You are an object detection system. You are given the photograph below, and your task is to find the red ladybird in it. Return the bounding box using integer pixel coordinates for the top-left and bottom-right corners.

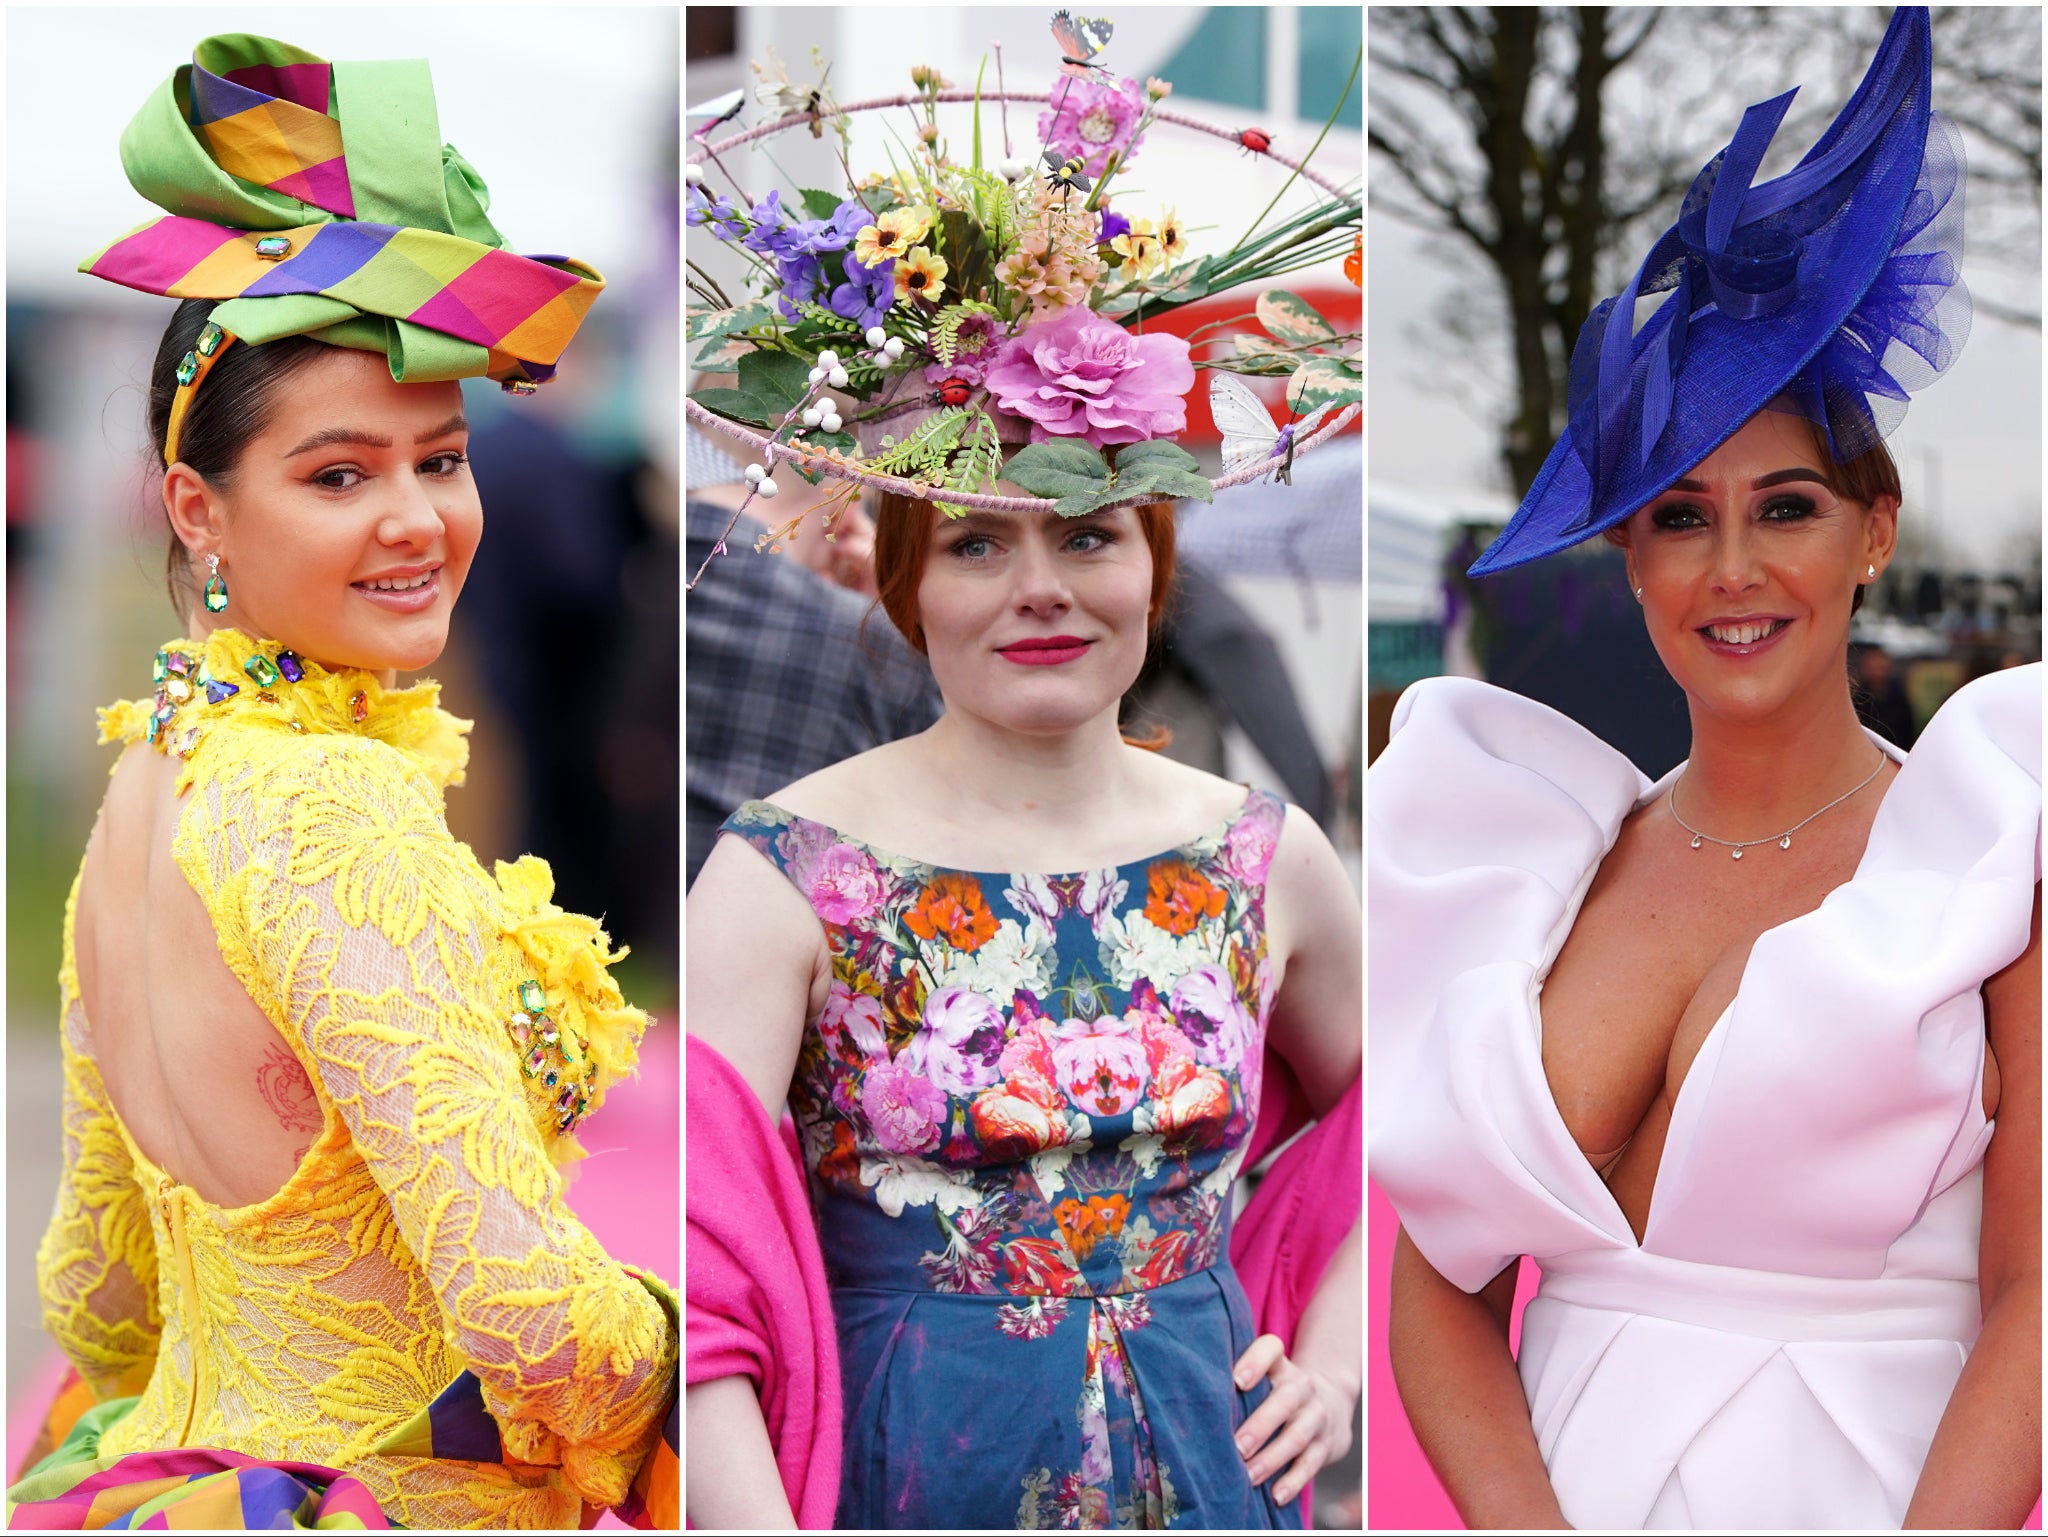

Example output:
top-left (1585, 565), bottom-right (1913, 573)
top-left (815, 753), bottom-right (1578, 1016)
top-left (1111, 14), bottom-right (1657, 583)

top-left (937, 376), bottom-right (973, 407)
top-left (1236, 127), bottom-right (1272, 155)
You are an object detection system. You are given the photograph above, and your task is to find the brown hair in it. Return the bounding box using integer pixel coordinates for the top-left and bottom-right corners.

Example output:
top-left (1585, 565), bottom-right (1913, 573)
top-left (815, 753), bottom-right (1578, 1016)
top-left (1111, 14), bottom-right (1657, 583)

top-left (870, 490), bottom-right (1178, 747)
top-left (1606, 411), bottom-right (1900, 616)
top-left (148, 298), bottom-right (329, 617)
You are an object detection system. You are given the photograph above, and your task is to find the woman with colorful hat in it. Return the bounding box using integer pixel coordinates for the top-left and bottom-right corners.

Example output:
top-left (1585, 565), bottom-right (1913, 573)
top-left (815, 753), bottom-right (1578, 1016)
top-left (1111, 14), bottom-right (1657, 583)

top-left (8, 35), bottom-right (674, 1530)
top-left (685, 24), bottom-right (1364, 1532)
top-left (1370, 9), bottom-right (2038, 1528)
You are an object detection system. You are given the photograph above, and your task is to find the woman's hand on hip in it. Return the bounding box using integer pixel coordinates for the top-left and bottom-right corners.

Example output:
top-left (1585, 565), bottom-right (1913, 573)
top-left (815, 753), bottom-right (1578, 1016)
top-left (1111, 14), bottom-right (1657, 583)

top-left (1232, 1332), bottom-right (1357, 1507)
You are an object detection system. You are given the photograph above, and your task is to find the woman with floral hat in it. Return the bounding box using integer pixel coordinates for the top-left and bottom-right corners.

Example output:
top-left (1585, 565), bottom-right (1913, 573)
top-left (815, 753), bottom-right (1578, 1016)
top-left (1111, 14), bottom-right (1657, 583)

top-left (1370, 9), bottom-right (2038, 1529)
top-left (8, 34), bottom-right (674, 1530)
top-left (685, 40), bottom-right (1364, 1534)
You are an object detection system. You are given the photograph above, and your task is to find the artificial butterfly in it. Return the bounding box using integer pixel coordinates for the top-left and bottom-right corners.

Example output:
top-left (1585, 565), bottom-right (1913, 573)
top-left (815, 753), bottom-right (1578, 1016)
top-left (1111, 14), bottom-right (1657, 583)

top-left (687, 88), bottom-right (745, 142)
top-left (754, 49), bottom-right (836, 138)
top-left (1051, 10), bottom-right (1114, 78)
top-left (1210, 372), bottom-right (1336, 487)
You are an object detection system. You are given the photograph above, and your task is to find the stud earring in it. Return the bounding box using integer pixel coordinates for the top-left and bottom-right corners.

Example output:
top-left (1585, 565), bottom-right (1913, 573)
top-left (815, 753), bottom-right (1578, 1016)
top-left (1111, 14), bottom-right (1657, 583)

top-left (1635, 586), bottom-right (1644, 600)
top-left (1866, 563), bottom-right (1876, 579)
top-left (203, 551), bottom-right (228, 613)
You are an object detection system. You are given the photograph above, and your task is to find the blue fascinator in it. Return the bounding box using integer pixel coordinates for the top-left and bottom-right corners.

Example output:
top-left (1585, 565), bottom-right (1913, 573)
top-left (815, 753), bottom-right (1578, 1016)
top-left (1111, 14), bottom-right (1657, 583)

top-left (1471, 6), bottom-right (1968, 577)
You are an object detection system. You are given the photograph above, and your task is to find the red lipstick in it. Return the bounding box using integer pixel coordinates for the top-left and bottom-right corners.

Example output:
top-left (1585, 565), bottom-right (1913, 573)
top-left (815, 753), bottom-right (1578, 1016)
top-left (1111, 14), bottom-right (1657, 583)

top-left (998, 635), bottom-right (1092, 666)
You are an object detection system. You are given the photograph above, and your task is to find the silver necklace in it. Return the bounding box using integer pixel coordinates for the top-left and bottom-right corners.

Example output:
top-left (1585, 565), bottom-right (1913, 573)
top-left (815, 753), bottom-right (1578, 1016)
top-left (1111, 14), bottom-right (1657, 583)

top-left (1668, 747), bottom-right (1887, 861)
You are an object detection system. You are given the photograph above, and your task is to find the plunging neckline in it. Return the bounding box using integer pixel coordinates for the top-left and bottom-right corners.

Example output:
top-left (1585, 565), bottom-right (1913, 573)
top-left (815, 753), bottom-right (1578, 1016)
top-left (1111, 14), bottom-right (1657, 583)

top-left (1531, 729), bottom-right (1910, 1252)
top-left (738, 785), bottom-right (1263, 881)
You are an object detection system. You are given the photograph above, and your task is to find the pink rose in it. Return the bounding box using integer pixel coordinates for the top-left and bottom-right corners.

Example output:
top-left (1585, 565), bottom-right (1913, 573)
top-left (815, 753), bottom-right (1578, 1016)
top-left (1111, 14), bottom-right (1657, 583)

top-left (803, 844), bottom-right (885, 924)
top-left (984, 308), bottom-right (1194, 449)
top-left (819, 980), bottom-right (888, 1061)
top-left (1219, 803), bottom-right (1282, 887)
top-left (1052, 1016), bottom-right (1151, 1117)
top-left (860, 1059), bottom-right (948, 1155)
top-left (905, 985), bottom-right (1008, 1097)
top-left (1169, 964), bottom-right (1254, 1068)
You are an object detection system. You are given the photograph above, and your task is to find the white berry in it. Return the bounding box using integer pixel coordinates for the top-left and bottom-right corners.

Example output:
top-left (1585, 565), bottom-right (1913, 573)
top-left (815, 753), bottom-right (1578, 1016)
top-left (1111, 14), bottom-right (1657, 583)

top-left (808, 367), bottom-right (825, 384)
top-left (828, 366), bottom-right (850, 388)
top-left (756, 476), bottom-right (780, 499)
top-left (818, 349), bottom-right (839, 369)
top-left (802, 406), bottom-right (823, 427)
top-left (821, 413), bottom-right (843, 434)
top-left (866, 326), bottom-right (888, 348)
top-left (883, 337), bottom-right (905, 360)
top-left (744, 463), bottom-right (766, 483)
top-left (684, 163), bottom-right (706, 184)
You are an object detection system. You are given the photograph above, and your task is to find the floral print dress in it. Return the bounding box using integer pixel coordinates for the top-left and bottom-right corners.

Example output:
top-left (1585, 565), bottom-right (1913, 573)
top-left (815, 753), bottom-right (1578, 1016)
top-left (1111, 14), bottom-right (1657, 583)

top-left (720, 791), bottom-right (1300, 1531)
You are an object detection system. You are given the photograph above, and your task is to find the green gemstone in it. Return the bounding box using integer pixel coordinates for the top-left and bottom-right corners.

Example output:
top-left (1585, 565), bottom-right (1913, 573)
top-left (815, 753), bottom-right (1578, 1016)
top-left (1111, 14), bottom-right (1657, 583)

top-left (195, 661), bottom-right (212, 687)
top-left (519, 980), bottom-right (546, 1015)
top-left (153, 651), bottom-right (168, 684)
top-left (244, 655), bottom-right (280, 687)
top-left (196, 322), bottom-right (225, 358)
top-left (175, 353), bottom-right (199, 387)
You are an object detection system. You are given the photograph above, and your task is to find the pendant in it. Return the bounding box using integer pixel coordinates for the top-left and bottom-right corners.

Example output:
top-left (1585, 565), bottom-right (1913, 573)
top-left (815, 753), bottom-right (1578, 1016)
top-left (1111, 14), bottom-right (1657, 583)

top-left (1731, 848), bottom-right (1744, 861)
top-left (1779, 835), bottom-right (1792, 850)
top-left (1690, 834), bottom-right (1703, 849)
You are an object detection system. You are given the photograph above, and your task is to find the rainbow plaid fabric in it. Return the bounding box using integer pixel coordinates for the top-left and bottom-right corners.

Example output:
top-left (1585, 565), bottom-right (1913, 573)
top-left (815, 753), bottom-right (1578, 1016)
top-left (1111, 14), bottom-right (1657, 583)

top-left (82, 35), bottom-right (602, 386)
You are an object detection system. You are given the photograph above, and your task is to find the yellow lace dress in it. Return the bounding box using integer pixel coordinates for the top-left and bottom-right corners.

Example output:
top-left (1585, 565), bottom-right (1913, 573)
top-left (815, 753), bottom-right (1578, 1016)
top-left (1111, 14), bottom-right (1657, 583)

top-left (34, 628), bottom-right (675, 1528)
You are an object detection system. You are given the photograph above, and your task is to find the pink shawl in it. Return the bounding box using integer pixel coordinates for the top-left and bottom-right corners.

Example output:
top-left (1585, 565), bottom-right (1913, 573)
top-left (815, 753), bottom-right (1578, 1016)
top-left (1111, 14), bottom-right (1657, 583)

top-left (685, 1034), bottom-right (1359, 1529)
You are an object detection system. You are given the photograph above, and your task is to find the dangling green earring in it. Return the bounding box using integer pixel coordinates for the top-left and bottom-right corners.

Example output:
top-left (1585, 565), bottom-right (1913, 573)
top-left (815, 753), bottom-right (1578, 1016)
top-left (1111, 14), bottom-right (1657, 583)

top-left (203, 551), bottom-right (228, 613)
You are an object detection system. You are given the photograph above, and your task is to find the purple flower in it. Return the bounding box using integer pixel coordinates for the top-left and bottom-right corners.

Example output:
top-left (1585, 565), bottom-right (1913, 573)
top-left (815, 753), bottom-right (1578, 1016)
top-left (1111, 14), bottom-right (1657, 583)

top-left (923, 311), bottom-right (1003, 389)
top-left (984, 307), bottom-right (1194, 449)
top-left (861, 1059), bottom-right (949, 1154)
top-left (1168, 965), bottom-right (1254, 1068)
top-left (1097, 207), bottom-right (1131, 246)
top-left (740, 189), bottom-right (790, 257)
top-left (687, 188), bottom-right (745, 242)
top-left (1039, 76), bottom-right (1148, 180)
top-left (819, 980), bottom-right (889, 1061)
top-left (829, 248), bottom-right (895, 331)
top-left (905, 985), bottom-right (1007, 1096)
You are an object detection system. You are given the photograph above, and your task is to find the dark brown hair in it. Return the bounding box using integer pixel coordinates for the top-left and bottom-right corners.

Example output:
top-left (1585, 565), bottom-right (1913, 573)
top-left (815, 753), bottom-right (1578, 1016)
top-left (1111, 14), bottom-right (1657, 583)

top-left (870, 489), bottom-right (1178, 747)
top-left (148, 299), bottom-right (329, 616)
top-left (1606, 411), bottom-right (1901, 616)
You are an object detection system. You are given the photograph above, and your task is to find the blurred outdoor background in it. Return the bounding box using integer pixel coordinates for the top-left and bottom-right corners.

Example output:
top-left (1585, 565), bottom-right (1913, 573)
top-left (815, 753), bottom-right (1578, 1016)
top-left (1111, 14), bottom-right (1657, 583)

top-left (689, 5), bottom-right (1361, 1526)
top-left (1366, 7), bottom-right (2042, 1529)
top-left (4, 7), bottom-right (680, 1504)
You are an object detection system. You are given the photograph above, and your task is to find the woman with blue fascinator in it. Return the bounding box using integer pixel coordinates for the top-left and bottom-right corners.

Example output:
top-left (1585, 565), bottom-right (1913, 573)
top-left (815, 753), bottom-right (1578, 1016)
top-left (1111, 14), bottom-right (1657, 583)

top-left (1370, 9), bottom-right (2039, 1529)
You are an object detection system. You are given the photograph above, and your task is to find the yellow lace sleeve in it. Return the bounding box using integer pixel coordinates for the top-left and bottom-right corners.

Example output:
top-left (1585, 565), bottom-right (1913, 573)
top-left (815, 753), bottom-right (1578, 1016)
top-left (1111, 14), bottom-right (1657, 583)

top-left (216, 731), bottom-right (674, 1507)
top-left (35, 872), bottom-right (162, 1401)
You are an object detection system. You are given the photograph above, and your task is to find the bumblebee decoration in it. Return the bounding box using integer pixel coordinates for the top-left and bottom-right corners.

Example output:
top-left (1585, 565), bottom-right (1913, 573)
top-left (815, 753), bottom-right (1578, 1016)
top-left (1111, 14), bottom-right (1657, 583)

top-left (1041, 148), bottom-right (1092, 206)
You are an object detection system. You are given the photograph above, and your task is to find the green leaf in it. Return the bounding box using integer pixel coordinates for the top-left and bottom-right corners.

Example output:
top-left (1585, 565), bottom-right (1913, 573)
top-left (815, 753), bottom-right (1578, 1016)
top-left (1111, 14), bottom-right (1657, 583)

top-left (737, 349), bottom-right (813, 416)
top-left (688, 386), bottom-right (773, 428)
top-left (1111, 440), bottom-right (1204, 478)
top-left (1256, 289), bottom-right (1338, 347)
top-left (934, 208), bottom-right (995, 309)
top-left (692, 335), bottom-right (753, 369)
top-left (685, 298), bottom-right (780, 344)
top-left (1004, 439), bottom-right (1111, 499)
top-left (1287, 353), bottom-right (1362, 410)
top-left (800, 188), bottom-right (844, 223)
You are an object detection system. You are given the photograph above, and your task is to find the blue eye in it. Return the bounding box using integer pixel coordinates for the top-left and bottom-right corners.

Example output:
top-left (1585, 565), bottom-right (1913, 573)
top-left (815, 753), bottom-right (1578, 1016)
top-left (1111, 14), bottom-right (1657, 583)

top-left (1650, 502), bottom-right (1708, 530)
top-left (1760, 494), bottom-right (1816, 521)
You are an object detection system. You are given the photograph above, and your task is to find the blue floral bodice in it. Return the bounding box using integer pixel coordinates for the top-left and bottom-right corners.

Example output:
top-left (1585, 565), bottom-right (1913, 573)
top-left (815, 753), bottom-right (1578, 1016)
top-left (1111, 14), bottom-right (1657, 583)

top-left (721, 790), bottom-right (1298, 1530)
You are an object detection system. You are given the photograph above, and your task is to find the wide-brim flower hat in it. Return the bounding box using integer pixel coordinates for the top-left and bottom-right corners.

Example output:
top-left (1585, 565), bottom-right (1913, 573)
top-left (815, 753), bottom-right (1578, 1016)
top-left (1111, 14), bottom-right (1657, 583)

top-left (81, 31), bottom-right (605, 446)
top-left (1470, 6), bottom-right (1968, 577)
top-left (684, 12), bottom-right (1361, 566)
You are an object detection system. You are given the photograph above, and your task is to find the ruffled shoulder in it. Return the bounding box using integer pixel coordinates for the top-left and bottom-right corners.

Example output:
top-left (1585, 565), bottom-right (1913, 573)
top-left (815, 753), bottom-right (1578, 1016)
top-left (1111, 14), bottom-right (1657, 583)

top-left (97, 629), bottom-right (470, 793)
top-left (496, 854), bottom-right (650, 1165)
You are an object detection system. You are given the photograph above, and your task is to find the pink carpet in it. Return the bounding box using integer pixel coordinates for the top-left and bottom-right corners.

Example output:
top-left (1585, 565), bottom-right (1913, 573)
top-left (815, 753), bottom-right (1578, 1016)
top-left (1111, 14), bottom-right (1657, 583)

top-left (7, 1023), bottom-right (679, 1530)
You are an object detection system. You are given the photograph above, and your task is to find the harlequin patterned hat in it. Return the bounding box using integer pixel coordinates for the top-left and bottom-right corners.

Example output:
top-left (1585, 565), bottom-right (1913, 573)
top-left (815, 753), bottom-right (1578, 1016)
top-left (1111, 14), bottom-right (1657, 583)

top-left (82, 34), bottom-right (604, 394)
top-left (1470, 6), bottom-right (1968, 576)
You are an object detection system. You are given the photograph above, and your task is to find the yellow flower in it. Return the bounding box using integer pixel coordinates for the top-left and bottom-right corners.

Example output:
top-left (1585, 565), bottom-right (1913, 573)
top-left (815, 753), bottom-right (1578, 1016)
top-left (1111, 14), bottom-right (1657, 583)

top-left (895, 245), bottom-right (950, 303)
top-left (1111, 219), bottom-right (1163, 277)
top-left (1156, 206), bottom-right (1186, 265)
top-left (854, 206), bottom-right (933, 269)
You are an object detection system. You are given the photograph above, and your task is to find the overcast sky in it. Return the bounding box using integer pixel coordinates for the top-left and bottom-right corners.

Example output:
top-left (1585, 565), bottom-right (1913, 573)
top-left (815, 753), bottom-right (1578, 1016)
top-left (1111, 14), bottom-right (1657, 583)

top-left (1368, 10), bottom-right (2043, 572)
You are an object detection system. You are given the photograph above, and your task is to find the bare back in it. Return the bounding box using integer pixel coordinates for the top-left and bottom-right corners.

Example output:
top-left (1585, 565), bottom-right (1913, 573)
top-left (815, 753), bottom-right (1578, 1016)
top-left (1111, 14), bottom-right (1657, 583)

top-left (1535, 756), bottom-right (1998, 1242)
top-left (72, 744), bottom-right (324, 1210)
